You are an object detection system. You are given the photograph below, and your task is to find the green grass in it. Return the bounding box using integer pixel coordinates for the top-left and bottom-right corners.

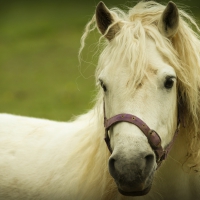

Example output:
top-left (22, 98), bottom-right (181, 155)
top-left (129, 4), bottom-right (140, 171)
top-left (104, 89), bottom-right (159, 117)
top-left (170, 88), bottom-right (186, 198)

top-left (0, 0), bottom-right (199, 121)
top-left (0, 1), bottom-right (99, 121)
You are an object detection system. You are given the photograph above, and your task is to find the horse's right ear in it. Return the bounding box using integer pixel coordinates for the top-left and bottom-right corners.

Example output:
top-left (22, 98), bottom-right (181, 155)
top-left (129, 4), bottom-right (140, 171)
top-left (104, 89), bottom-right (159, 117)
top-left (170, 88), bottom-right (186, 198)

top-left (96, 1), bottom-right (120, 40)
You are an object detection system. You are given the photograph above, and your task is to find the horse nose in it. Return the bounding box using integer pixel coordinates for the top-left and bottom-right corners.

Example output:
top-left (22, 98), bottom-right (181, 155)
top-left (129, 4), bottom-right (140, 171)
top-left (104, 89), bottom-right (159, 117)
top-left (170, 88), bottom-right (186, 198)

top-left (109, 152), bottom-right (155, 174)
top-left (144, 154), bottom-right (155, 170)
top-left (108, 151), bottom-right (155, 190)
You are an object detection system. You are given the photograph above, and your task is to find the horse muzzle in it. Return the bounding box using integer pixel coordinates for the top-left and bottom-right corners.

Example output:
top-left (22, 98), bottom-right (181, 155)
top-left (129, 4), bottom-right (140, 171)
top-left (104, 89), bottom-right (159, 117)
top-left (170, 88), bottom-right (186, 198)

top-left (108, 149), bottom-right (155, 196)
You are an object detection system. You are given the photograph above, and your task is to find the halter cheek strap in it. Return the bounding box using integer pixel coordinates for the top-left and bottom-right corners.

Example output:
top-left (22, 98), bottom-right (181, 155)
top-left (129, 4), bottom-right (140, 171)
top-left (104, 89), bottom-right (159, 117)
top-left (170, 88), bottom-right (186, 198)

top-left (103, 101), bottom-right (180, 167)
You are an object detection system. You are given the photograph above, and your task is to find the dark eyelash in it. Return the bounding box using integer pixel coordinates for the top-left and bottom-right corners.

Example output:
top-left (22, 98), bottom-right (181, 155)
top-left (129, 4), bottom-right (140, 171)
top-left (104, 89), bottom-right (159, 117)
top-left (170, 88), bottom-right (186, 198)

top-left (99, 80), bottom-right (107, 92)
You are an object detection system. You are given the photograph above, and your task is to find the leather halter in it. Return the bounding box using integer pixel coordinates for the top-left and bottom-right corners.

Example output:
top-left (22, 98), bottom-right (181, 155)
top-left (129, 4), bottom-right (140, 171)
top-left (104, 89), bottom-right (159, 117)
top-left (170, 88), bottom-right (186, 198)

top-left (103, 100), bottom-right (180, 167)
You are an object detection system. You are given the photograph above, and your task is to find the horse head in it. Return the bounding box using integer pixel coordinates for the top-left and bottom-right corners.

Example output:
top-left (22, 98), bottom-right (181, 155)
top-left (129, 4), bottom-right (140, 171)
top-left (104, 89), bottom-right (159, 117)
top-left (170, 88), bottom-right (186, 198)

top-left (96, 1), bottom-right (179, 196)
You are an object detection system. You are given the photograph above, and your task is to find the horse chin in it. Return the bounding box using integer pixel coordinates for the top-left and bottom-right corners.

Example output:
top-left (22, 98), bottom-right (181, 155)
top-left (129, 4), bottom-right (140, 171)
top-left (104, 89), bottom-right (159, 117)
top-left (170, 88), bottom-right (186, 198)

top-left (118, 185), bottom-right (152, 196)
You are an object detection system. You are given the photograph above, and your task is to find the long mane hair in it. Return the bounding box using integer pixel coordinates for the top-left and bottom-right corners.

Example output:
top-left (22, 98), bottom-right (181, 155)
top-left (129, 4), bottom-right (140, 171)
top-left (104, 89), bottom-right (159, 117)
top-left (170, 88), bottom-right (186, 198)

top-left (79, 1), bottom-right (200, 170)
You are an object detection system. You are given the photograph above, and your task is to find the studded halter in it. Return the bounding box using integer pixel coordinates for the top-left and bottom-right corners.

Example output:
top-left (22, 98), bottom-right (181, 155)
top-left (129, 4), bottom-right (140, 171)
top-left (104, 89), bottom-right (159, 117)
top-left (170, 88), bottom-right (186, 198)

top-left (103, 100), bottom-right (180, 168)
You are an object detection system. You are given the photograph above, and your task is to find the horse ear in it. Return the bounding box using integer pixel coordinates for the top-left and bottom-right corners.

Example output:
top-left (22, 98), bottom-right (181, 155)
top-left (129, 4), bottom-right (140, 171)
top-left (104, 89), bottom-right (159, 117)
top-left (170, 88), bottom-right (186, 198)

top-left (96, 1), bottom-right (120, 40)
top-left (158, 1), bottom-right (179, 38)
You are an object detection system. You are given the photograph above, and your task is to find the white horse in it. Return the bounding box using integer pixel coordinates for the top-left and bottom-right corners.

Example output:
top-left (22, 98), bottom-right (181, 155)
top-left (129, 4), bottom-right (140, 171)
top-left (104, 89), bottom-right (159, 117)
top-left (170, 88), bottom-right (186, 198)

top-left (1, 1), bottom-right (200, 199)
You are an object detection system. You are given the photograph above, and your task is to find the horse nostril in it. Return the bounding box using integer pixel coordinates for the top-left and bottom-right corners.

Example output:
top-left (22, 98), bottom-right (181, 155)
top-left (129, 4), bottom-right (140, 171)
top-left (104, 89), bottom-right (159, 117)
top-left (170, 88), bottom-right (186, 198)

top-left (144, 154), bottom-right (155, 169)
top-left (109, 157), bottom-right (116, 177)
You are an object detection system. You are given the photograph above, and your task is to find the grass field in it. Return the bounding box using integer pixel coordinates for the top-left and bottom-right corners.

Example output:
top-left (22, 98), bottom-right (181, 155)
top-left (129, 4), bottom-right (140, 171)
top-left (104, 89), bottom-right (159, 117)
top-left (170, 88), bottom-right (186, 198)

top-left (0, 0), bottom-right (199, 121)
top-left (0, 1), bottom-right (98, 121)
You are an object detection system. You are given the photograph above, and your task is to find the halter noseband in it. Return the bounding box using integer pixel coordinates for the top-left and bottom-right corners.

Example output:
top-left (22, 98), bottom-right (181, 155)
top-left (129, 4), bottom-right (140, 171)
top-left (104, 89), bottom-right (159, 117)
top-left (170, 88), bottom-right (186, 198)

top-left (103, 100), bottom-right (180, 167)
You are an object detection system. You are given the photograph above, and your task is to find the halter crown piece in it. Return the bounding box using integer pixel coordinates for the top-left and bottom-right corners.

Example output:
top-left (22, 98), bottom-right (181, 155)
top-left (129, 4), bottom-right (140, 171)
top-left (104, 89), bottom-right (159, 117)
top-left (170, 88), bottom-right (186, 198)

top-left (103, 100), bottom-right (180, 168)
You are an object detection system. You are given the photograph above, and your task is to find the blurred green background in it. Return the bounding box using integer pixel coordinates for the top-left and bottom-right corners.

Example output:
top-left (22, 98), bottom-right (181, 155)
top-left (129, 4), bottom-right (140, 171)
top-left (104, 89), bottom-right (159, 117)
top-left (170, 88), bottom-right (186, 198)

top-left (0, 0), bottom-right (199, 121)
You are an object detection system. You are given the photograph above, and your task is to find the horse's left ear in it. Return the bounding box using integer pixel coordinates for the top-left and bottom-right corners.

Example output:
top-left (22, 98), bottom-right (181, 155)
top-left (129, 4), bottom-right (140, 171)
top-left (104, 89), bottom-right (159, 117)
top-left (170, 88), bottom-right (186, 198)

top-left (158, 1), bottom-right (179, 38)
top-left (96, 1), bottom-right (120, 40)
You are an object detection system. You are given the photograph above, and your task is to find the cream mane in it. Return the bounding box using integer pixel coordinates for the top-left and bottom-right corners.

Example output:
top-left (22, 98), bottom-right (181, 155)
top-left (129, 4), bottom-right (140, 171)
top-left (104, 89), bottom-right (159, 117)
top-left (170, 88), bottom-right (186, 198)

top-left (79, 1), bottom-right (200, 169)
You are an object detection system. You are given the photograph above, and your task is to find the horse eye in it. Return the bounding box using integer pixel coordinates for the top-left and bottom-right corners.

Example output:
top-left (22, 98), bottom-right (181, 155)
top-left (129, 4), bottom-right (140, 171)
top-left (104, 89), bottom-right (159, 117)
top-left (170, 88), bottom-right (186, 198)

top-left (164, 77), bottom-right (174, 89)
top-left (99, 80), bottom-right (107, 92)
